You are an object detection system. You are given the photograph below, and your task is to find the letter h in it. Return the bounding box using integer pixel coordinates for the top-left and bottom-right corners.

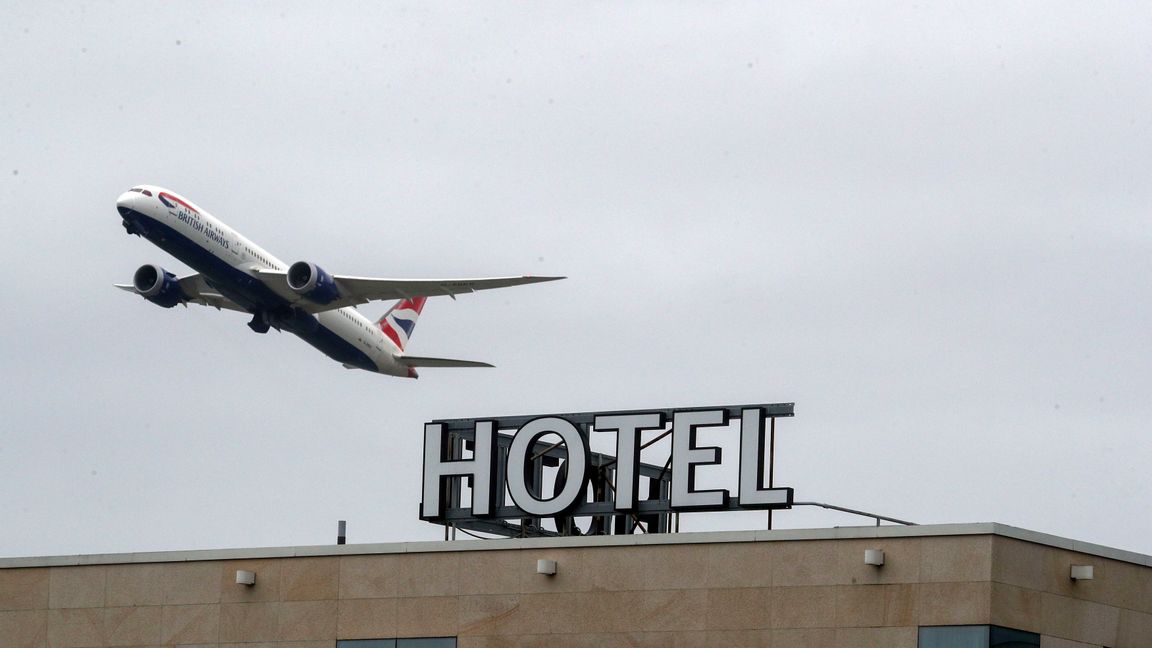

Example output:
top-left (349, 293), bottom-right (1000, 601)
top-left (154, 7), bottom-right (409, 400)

top-left (420, 421), bottom-right (498, 520)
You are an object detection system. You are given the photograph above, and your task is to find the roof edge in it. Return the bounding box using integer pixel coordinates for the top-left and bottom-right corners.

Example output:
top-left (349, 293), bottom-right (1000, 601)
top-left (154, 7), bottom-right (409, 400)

top-left (2, 522), bottom-right (1148, 569)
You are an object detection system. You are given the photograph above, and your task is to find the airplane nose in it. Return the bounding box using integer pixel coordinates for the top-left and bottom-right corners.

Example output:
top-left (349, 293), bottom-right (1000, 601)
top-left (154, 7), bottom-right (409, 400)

top-left (117, 192), bottom-right (136, 218)
top-left (117, 189), bottom-right (148, 217)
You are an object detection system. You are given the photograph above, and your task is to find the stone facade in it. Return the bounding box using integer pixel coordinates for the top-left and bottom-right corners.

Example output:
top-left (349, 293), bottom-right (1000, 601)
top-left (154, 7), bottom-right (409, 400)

top-left (0, 524), bottom-right (1149, 647)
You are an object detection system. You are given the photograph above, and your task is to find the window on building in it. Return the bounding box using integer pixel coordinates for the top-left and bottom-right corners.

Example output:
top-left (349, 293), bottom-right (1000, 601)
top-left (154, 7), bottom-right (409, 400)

top-left (918, 625), bottom-right (1039, 648)
top-left (336, 639), bottom-right (456, 648)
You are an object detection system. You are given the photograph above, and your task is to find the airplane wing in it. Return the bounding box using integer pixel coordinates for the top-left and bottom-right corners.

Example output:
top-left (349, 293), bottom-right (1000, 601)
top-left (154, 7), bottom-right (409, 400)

top-left (397, 355), bottom-right (494, 368)
top-left (116, 273), bottom-right (248, 313)
top-left (253, 269), bottom-right (565, 313)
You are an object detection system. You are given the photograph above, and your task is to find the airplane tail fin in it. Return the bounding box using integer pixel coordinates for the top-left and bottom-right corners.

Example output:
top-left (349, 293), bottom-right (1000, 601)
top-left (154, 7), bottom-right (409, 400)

top-left (376, 296), bottom-right (427, 352)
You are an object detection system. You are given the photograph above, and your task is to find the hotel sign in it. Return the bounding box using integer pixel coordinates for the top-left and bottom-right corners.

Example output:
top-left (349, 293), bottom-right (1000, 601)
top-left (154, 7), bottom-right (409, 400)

top-left (420, 404), bottom-right (794, 536)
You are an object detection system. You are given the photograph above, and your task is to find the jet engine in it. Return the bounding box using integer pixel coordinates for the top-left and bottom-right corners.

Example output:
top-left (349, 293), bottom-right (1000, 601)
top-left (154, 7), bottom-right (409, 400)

top-left (132, 264), bottom-right (187, 308)
top-left (286, 261), bottom-right (341, 305)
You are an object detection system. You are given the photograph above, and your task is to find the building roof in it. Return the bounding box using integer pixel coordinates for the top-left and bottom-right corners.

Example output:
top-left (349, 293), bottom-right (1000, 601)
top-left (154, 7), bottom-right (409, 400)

top-left (3, 522), bottom-right (1148, 569)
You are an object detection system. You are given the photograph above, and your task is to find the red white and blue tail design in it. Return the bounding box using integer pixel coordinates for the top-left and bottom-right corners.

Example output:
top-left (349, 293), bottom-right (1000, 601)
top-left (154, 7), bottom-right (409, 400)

top-left (377, 297), bottom-right (427, 352)
top-left (377, 296), bottom-right (494, 378)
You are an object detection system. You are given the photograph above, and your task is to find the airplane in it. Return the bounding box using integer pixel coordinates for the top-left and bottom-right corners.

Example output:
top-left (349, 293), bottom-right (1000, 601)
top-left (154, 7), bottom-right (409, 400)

top-left (115, 185), bottom-right (563, 378)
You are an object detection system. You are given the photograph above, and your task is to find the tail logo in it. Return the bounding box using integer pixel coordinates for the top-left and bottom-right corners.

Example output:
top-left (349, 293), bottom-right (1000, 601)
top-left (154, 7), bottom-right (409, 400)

top-left (379, 297), bottom-right (427, 351)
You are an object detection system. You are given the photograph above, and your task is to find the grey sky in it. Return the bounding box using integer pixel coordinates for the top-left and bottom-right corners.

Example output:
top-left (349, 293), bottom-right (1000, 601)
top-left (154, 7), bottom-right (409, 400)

top-left (1, 2), bottom-right (1150, 557)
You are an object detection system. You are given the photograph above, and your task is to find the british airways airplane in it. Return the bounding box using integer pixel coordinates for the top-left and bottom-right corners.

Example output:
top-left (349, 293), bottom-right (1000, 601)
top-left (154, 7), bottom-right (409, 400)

top-left (115, 185), bottom-right (563, 378)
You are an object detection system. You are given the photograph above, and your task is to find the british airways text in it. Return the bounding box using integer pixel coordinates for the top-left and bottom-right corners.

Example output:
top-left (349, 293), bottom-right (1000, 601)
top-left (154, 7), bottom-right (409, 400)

top-left (174, 209), bottom-right (231, 251)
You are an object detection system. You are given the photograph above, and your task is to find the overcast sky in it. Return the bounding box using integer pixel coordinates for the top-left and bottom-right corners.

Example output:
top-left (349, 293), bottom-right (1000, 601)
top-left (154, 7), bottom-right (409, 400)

top-left (2, 2), bottom-right (1150, 558)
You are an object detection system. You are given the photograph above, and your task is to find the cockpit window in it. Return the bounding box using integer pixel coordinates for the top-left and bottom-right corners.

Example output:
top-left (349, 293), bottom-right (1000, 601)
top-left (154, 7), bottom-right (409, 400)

top-left (129, 187), bottom-right (153, 196)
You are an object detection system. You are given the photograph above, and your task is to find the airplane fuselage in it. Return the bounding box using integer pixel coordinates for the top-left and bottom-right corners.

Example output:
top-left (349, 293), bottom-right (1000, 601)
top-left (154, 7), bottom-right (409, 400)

top-left (117, 186), bottom-right (414, 376)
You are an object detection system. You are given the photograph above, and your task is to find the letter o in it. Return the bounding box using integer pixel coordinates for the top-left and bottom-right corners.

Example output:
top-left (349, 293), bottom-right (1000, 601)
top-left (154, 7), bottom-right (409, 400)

top-left (505, 417), bottom-right (590, 517)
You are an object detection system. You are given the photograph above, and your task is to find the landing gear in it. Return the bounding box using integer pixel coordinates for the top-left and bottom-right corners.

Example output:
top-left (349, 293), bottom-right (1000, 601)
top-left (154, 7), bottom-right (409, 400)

top-left (247, 311), bottom-right (270, 334)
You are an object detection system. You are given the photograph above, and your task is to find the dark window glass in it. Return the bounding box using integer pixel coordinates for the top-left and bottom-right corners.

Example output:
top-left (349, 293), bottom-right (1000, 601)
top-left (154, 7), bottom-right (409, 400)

top-left (337, 640), bottom-right (456, 648)
top-left (919, 626), bottom-right (988, 648)
top-left (918, 625), bottom-right (1039, 648)
top-left (989, 626), bottom-right (1040, 647)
